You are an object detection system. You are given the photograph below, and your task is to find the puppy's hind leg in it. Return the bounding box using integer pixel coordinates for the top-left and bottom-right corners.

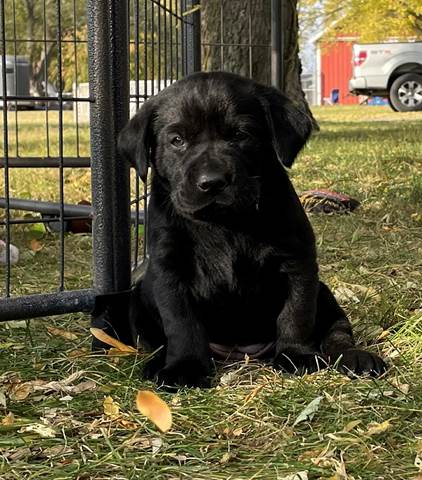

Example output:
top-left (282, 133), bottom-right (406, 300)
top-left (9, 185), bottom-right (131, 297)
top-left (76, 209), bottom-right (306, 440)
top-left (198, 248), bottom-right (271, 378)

top-left (317, 282), bottom-right (387, 377)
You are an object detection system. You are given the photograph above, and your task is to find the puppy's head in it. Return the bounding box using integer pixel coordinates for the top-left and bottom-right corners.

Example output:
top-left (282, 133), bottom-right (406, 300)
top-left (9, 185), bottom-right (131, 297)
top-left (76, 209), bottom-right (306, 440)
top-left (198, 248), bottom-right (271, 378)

top-left (119, 72), bottom-right (312, 220)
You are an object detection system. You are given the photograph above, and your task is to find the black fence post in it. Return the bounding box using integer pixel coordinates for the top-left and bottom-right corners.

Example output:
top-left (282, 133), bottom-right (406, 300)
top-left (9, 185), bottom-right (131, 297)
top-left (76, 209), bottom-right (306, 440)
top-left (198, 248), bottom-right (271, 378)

top-left (183, 0), bottom-right (201, 76)
top-left (271, 0), bottom-right (284, 91)
top-left (87, 0), bottom-right (132, 342)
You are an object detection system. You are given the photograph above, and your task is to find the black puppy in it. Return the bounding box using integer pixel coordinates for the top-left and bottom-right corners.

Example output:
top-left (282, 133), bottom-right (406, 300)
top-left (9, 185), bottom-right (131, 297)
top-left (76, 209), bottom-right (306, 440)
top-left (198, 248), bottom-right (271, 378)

top-left (119, 71), bottom-right (386, 388)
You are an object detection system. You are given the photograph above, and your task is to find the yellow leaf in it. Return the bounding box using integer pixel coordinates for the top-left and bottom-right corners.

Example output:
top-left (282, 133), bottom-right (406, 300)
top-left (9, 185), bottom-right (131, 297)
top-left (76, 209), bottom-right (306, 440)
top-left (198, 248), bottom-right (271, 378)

top-left (103, 396), bottom-right (120, 419)
top-left (244, 384), bottom-right (265, 403)
top-left (136, 390), bottom-right (172, 433)
top-left (90, 328), bottom-right (137, 353)
top-left (220, 452), bottom-right (232, 464)
top-left (47, 326), bottom-right (78, 341)
top-left (343, 419), bottom-right (362, 432)
top-left (366, 420), bottom-right (392, 436)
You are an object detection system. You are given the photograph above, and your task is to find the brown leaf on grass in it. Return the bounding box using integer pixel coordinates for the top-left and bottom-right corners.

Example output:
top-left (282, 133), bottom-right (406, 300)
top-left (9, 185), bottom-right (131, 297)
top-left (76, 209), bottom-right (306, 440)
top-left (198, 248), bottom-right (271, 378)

top-left (9, 383), bottom-right (33, 401)
top-left (67, 348), bottom-right (90, 358)
top-left (222, 427), bottom-right (243, 439)
top-left (4, 448), bottom-right (32, 461)
top-left (390, 377), bottom-right (410, 395)
top-left (122, 435), bottom-right (153, 449)
top-left (29, 239), bottom-right (43, 252)
top-left (2, 412), bottom-right (15, 425)
top-left (8, 372), bottom-right (96, 401)
top-left (90, 328), bottom-right (137, 353)
top-left (136, 390), bottom-right (172, 433)
top-left (33, 372), bottom-right (95, 395)
top-left (47, 326), bottom-right (79, 341)
top-left (42, 445), bottom-right (75, 458)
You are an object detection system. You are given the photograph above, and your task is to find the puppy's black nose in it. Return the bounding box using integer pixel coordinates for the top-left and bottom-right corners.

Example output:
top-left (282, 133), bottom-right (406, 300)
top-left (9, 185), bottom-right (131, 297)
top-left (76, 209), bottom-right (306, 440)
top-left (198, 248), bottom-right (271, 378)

top-left (197, 173), bottom-right (229, 193)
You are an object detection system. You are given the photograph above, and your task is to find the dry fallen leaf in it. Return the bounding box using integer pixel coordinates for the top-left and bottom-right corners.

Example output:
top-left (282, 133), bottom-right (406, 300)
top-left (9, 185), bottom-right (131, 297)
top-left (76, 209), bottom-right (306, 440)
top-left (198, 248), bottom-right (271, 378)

top-left (67, 348), bottom-right (90, 358)
top-left (19, 423), bottom-right (56, 438)
top-left (90, 328), bottom-right (137, 353)
top-left (366, 419), bottom-right (392, 436)
top-left (2, 412), bottom-right (15, 425)
top-left (9, 383), bottom-right (33, 401)
top-left (220, 452), bottom-right (232, 464)
top-left (244, 384), bottom-right (265, 403)
top-left (42, 445), bottom-right (75, 458)
top-left (47, 326), bottom-right (78, 341)
top-left (390, 377), bottom-right (410, 395)
top-left (136, 390), bottom-right (172, 433)
top-left (342, 420), bottom-right (362, 432)
top-left (103, 396), bottom-right (120, 419)
top-left (293, 396), bottom-right (323, 426)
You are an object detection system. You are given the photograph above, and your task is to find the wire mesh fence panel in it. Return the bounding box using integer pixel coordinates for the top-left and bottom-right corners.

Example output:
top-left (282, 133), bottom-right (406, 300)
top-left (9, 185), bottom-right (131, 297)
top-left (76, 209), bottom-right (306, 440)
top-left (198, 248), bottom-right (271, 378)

top-left (201, 0), bottom-right (271, 85)
top-left (129, 0), bottom-right (198, 268)
top-left (0, 0), bottom-right (93, 312)
top-left (0, 0), bottom-right (200, 321)
top-left (0, 0), bottom-right (272, 321)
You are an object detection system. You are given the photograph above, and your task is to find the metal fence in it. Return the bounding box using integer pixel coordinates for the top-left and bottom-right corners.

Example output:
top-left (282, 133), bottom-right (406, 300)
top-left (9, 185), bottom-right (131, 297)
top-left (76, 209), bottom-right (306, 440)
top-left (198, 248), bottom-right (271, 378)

top-left (0, 0), bottom-right (282, 329)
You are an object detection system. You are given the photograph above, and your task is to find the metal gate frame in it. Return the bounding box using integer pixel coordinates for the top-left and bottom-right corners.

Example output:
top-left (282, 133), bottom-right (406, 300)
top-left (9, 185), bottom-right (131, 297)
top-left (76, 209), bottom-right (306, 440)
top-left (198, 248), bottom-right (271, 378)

top-left (0, 0), bottom-right (283, 331)
top-left (0, 0), bottom-right (200, 327)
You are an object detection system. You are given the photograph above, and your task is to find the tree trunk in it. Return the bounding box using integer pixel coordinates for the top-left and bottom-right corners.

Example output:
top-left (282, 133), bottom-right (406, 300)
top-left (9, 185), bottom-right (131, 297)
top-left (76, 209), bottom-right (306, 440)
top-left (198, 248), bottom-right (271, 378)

top-left (201, 0), bottom-right (315, 123)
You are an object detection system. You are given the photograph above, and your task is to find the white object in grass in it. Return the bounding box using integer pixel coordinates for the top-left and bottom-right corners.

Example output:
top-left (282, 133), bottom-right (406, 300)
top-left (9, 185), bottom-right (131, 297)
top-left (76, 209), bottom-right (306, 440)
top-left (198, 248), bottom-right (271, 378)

top-left (0, 240), bottom-right (20, 265)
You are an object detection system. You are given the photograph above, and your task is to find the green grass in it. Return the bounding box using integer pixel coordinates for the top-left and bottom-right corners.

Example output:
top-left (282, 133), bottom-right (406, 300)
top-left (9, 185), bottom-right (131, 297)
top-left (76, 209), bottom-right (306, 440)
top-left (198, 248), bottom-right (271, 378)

top-left (1, 105), bottom-right (422, 479)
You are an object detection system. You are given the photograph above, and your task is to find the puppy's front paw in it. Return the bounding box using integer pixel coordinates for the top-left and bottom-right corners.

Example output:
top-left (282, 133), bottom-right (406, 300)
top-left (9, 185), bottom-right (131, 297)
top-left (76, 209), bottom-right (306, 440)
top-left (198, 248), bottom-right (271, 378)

top-left (330, 348), bottom-right (387, 377)
top-left (274, 348), bottom-right (327, 374)
top-left (154, 360), bottom-right (212, 390)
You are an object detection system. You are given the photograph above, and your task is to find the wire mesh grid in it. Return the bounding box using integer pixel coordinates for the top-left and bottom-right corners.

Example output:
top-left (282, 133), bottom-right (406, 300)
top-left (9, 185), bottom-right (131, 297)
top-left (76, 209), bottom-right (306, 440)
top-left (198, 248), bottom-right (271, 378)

top-left (129, 0), bottom-right (198, 268)
top-left (201, 0), bottom-right (272, 85)
top-left (0, 0), bottom-right (91, 301)
top-left (0, 0), bottom-right (197, 320)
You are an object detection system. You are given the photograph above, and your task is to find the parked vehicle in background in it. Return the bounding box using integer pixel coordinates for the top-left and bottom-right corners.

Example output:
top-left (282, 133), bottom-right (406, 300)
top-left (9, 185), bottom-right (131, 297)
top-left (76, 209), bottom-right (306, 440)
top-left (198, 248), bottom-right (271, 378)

top-left (0, 56), bottom-right (34, 110)
top-left (349, 42), bottom-right (422, 112)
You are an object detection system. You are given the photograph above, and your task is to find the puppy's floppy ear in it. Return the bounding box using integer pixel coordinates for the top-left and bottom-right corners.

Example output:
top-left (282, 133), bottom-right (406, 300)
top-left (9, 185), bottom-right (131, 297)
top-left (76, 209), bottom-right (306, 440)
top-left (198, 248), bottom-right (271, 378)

top-left (258, 85), bottom-right (313, 168)
top-left (118, 97), bottom-right (157, 182)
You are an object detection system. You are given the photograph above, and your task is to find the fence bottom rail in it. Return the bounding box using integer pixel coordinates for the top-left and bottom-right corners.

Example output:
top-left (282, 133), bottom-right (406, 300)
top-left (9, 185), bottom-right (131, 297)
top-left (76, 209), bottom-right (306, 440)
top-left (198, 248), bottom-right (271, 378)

top-left (0, 289), bottom-right (96, 321)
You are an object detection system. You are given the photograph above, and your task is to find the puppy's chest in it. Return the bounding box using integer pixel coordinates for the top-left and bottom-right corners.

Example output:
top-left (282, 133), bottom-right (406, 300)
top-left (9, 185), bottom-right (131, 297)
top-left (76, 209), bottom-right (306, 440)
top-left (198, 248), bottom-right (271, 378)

top-left (190, 233), bottom-right (278, 299)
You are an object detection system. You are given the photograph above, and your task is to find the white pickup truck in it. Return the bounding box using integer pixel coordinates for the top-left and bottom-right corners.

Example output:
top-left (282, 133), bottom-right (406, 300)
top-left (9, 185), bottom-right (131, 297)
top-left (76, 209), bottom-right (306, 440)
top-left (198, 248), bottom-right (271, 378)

top-left (349, 42), bottom-right (422, 112)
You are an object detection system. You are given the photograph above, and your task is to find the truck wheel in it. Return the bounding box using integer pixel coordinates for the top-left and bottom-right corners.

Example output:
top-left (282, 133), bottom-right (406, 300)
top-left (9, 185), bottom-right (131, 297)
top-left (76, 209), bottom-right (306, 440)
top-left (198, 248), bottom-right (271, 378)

top-left (387, 97), bottom-right (399, 112)
top-left (389, 73), bottom-right (422, 112)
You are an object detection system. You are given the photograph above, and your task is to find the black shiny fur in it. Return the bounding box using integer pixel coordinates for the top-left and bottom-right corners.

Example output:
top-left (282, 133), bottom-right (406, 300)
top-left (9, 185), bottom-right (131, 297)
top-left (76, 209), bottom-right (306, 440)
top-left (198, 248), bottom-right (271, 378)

top-left (118, 72), bottom-right (386, 388)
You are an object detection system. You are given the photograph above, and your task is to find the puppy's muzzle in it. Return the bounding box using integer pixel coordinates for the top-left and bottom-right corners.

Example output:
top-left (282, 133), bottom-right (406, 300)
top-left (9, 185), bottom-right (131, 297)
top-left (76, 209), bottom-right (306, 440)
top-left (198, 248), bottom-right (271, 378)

top-left (196, 171), bottom-right (231, 195)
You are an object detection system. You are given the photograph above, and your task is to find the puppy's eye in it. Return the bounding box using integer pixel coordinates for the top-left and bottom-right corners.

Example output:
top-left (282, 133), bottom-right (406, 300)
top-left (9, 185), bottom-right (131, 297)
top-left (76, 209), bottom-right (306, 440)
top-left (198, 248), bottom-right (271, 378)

top-left (170, 135), bottom-right (185, 147)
